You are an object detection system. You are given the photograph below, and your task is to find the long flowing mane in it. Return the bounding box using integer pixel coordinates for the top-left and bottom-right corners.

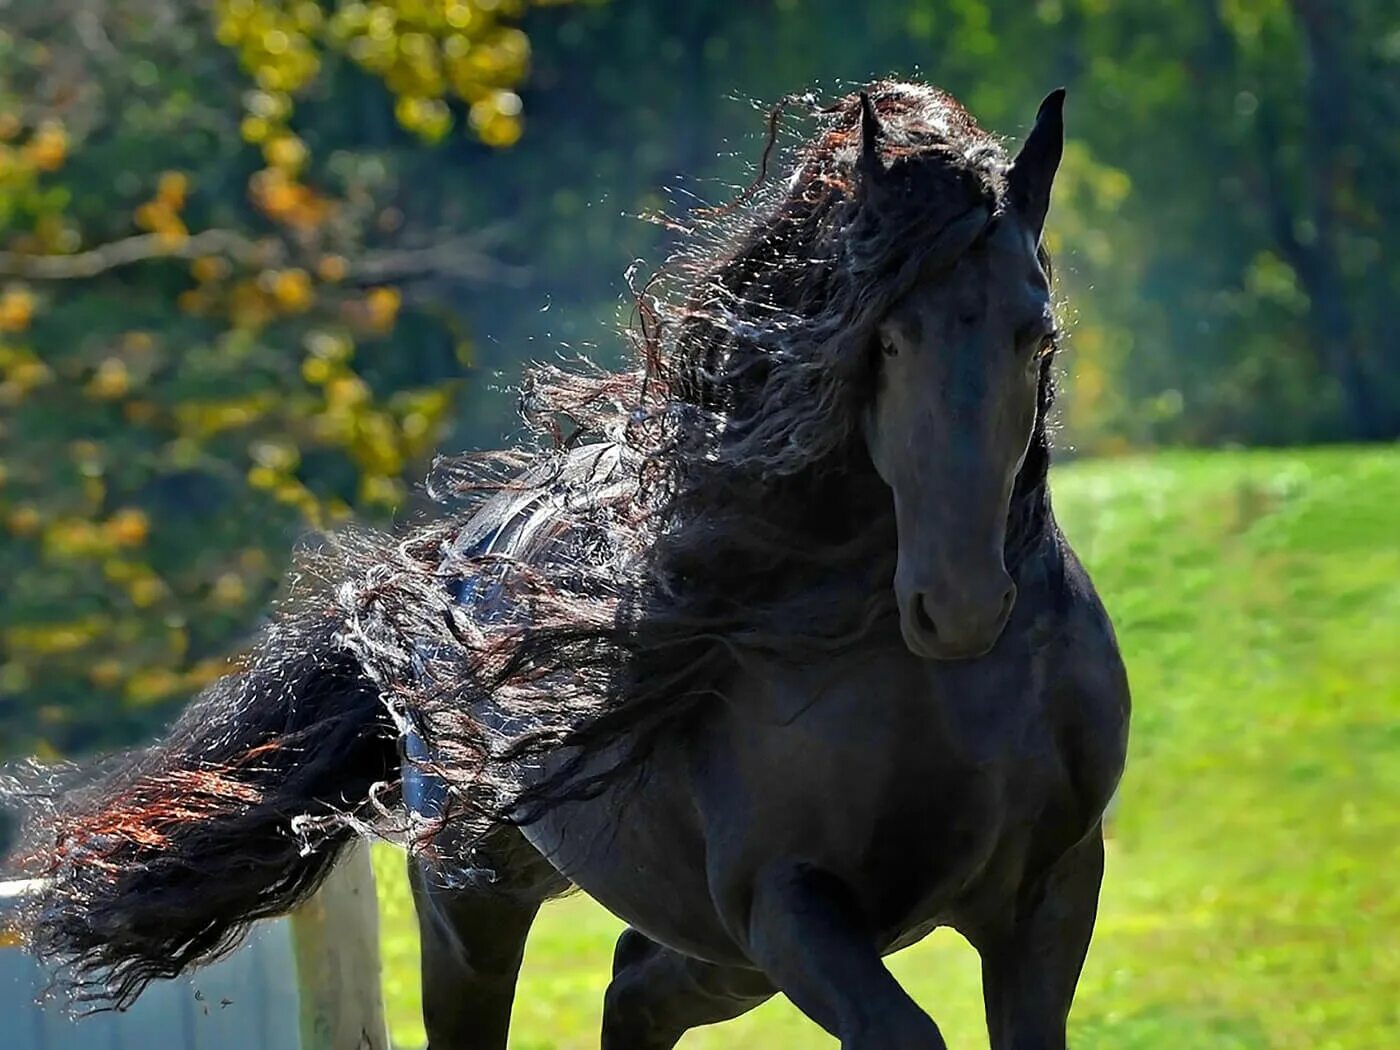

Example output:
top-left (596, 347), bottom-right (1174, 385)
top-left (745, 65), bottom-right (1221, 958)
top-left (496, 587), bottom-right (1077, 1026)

top-left (303, 80), bottom-right (1055, 855)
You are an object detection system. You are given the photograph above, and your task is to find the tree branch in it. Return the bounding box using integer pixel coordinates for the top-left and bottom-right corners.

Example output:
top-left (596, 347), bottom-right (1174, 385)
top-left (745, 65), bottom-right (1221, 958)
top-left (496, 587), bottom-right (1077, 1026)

top-left (343, 235), bottom-right (529, 288)
top-left (0, 230), bottom-right (527, 288)
top-left (0, 229), bottom-right (267, 280)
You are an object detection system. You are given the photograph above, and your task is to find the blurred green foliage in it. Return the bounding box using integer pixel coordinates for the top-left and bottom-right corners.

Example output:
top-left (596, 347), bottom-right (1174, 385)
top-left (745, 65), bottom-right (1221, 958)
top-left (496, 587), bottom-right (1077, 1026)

top-left (0, 0), bottom-right (567, 754)
top-left (465, 0), bottom-right (1399, 451)
top-left (375, 446), bottom-right (1400, 1049)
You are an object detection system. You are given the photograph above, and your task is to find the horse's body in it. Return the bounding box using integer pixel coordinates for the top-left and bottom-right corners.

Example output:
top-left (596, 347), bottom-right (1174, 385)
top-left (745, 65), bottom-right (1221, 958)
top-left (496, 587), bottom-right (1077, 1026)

top-left (5, 81), bottom-right (1130, 1049)
top-left (410, 445), bottom-right (1128, 1049)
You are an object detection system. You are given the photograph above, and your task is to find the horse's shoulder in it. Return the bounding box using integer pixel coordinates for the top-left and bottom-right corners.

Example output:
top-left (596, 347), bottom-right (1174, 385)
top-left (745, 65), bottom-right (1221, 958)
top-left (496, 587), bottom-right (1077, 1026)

top-left (1047, 536), bottom-right (1129, 707)
top-left (1035, 534), bottom-right (1130, 819)
top-left (721, 643), bottom-right (914, 728)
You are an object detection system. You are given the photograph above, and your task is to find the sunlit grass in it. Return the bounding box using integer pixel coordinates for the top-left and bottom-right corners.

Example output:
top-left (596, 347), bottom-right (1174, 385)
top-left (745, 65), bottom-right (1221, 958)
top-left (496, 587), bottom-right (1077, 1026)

top-left (376, 447), bottom-right (1400, 1048)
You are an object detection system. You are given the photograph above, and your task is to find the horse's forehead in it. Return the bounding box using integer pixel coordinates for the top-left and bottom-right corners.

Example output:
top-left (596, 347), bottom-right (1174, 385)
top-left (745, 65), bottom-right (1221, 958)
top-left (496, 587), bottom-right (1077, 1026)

top-left (893, 245), bottom-right (1044, 336)
top-left (951, 220), bottom-right (1047, 305)
top-left (982, 216), bottom-right (1041, 270)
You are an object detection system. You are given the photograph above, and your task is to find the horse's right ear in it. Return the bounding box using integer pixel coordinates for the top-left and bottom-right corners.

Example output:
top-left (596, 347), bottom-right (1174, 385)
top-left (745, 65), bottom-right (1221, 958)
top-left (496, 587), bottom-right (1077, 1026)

top-left (856, 92), bottom-right (884, 183)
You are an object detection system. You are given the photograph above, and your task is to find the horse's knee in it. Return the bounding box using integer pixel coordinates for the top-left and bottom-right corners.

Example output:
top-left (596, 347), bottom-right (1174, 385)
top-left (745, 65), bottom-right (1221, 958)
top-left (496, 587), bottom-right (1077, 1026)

top-left (612, 926), bottom-right (659, 977)
top-left (601, 970), bottom-right (678, 1050)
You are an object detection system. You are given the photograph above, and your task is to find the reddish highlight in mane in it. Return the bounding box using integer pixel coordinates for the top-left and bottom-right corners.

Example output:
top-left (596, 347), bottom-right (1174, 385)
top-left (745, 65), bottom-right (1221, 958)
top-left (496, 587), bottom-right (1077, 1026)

top-left (23, 766), bottom-right (264, 879)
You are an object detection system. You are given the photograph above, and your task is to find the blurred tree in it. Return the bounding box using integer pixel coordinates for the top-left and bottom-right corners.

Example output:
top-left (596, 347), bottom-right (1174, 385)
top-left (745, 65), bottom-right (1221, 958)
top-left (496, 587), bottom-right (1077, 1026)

top-left (1032, 0), bottom-right (1400, 443)
top-left (447, 0), bottom-right (1398, 450)
top-left (0, 0), bottom-right (566, 756)
top-left (1247, 0), bottom-right (1398, 439)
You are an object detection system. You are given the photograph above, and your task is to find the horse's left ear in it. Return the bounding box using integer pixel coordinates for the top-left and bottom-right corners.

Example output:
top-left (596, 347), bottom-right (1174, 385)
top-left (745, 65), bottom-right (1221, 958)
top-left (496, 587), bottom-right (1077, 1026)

top-left (1007, 88), bottom-right (1066, 240)
top-left (856, 92), bottom-right (884, 182)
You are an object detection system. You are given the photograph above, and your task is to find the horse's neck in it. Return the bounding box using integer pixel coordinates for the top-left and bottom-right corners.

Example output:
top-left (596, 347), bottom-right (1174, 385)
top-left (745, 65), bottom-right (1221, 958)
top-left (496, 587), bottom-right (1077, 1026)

top-left (1005, 465), bottom-right (1054, 571)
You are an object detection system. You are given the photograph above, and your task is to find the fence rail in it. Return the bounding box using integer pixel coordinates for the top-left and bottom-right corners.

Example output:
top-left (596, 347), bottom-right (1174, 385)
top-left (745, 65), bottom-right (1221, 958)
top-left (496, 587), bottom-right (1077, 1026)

top-left (0, 878), bottom-right (45, 948)
top-left (0, 843), bottom-right (389, 1050)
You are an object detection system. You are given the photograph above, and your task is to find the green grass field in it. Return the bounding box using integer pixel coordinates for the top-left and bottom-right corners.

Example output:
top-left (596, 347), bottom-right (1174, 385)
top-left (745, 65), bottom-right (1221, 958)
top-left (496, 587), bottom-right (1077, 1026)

top-left (372, 447), bottom-right (1400, 1049)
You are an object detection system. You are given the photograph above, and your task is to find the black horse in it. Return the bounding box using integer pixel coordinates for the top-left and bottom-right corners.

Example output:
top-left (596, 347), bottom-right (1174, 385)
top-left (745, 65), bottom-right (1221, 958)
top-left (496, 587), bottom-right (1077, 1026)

top-left (4, 82), bottom-right (1129, 1050)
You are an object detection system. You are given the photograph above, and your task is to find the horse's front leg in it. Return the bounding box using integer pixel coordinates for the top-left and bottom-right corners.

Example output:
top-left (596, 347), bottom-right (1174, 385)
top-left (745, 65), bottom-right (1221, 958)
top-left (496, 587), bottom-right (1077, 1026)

top-left (600, 927), bottom-right (774, 1050)
top-left (742, 861), bottom-right (947, 1050)
top-left (977, 826), bottom-right (1105, 1050)
top-left (409, 826), bottom-right (570, 1050)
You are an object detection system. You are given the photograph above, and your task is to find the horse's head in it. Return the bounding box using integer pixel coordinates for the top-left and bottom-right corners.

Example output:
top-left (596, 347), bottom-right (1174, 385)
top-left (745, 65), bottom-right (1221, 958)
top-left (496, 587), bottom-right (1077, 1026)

top-left (860, 91), bottom-right (1063, 661)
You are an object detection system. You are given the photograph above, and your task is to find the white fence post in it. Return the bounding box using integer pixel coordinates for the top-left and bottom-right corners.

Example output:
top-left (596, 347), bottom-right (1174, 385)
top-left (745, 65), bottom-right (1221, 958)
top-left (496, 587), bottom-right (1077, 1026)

top-left (288, 841), bottom-right (391, 1050)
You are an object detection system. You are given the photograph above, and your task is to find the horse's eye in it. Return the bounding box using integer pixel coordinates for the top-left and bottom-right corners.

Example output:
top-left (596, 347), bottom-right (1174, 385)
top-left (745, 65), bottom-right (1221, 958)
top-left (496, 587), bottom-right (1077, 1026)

top-left (1020, 327), bottom-right (1055, 359)
top-left (879, 332), bottom-right (899, 358)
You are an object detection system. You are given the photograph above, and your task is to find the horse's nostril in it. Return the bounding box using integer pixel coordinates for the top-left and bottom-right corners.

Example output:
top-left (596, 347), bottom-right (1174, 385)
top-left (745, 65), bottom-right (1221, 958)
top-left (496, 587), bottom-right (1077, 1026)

top-left (998, 585), bottom-right (1017, 622)
top-left (913, 594), bottom-right (939, 640)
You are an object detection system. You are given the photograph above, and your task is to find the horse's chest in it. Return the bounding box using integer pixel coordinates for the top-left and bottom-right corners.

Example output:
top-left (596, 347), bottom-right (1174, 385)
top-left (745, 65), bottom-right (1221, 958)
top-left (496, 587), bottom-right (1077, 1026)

top-left (707, 649), bottom-right (1052, 919)
top-left (530, 632), bottom-right (1102, 965)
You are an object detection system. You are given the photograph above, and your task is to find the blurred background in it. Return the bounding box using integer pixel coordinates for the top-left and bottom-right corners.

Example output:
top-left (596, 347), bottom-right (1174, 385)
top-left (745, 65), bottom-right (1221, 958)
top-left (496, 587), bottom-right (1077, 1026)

top-left (0, 2), bottom-right (1395, 1047)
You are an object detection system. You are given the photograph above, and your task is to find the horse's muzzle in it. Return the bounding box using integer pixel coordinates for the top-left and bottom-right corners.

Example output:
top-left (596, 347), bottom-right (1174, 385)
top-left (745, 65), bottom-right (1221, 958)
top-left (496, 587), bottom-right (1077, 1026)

top-left (899, 576), bottom-right (1016, 660)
